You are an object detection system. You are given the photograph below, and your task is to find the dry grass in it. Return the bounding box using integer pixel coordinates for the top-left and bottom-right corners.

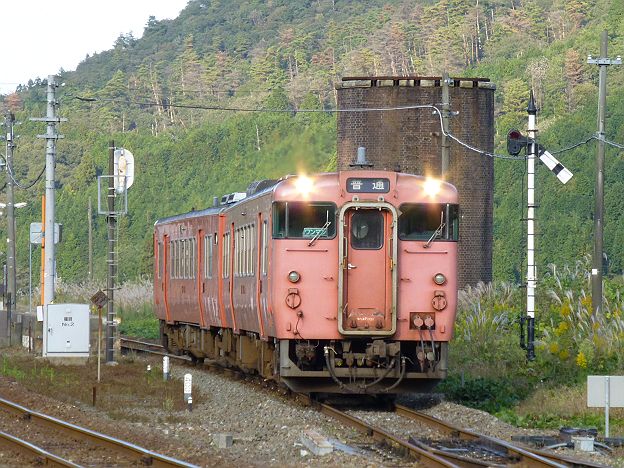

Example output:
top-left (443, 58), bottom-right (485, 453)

top-left (517, 386), bottom-right (623, 419)
top-left (28, 278), bottom-right (153, 310)
top-left (0, 349), bottom-right (199, 423)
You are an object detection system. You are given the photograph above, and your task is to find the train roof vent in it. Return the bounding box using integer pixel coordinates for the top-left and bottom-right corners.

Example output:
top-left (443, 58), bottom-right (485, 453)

top-left (220, 192), bottom-right (247, 204)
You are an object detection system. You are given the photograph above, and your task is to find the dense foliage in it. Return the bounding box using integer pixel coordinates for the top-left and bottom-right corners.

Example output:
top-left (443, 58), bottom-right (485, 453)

top-left (442, 259), bottom-right (624, 433)
top-left (1, 0), bottom-right (624, 287)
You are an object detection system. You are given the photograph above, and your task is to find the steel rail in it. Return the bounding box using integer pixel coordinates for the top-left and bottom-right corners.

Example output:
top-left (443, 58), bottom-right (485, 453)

top-left (395, 404), bottom-right (609, 468)
top-left (120, 337), bottom-right (192, 361)
top-left (0, 430), bottom-right (81, 467)
top-left (319, 402), bottom-right (486, 468)
top-left (0, 398), bottom-right (198, 468)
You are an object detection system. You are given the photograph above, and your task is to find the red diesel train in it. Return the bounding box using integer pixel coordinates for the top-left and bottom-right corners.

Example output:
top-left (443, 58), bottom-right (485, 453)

top-left (154, 169), bottom-right (458, 394)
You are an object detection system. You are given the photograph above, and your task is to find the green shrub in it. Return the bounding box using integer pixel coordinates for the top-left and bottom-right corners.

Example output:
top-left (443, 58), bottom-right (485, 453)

top-left (117, 303), bottom-right (159, 339)
top-left (438, 375), bottom-right (529, 412)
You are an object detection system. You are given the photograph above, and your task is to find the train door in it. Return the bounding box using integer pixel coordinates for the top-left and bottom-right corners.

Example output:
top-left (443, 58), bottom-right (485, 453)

top-left (338, 203), bottom-right (398, 335)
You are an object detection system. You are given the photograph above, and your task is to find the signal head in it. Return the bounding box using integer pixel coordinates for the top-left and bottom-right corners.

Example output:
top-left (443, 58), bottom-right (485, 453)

top-left (507, 129), bottom-right (528, 156)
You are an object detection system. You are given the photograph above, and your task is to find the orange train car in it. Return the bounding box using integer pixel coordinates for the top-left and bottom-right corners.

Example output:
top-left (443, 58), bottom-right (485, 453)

top-left (154, 170), bottom-right (458, 394)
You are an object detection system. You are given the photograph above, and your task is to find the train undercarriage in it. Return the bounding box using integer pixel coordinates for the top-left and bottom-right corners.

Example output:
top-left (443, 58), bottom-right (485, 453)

top-left (160, 321), bottom-right (447, 394)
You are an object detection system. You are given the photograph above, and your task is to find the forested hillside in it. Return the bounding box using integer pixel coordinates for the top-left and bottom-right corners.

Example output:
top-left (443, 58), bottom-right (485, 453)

top-left (2, 0), bottom-right (624, 285)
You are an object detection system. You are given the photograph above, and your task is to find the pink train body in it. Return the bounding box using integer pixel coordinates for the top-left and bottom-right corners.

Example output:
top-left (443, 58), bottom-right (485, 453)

top-left (154, 170), bottom-right (458, 394)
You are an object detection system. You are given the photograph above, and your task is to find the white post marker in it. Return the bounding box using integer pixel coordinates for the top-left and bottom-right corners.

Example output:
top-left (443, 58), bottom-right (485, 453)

top-left (163, 356), bottom-right (170, 381)
top-left (184, 373), bottom-right (192, 411)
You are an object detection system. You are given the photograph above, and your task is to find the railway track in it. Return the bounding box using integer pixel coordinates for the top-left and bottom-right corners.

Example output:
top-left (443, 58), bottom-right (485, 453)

top-left (120, 337), bottom-right (609, 468)
top-left (394, 404), bottom-right (608, 468)
top-left (0, 396), bottom-right (198, 467)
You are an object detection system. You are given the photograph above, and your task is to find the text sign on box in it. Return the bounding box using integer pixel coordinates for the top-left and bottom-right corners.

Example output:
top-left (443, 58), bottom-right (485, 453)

top-left (587, 376), bottom-right (624, 407)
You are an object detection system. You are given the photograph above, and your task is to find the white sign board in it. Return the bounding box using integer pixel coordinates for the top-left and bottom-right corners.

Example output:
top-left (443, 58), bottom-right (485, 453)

top-left (588, 375), bottom-right (624, 407)
top-left (30, 222), bottom-right (61, 245)
top-left (114, 148), bottom-right (135, 194)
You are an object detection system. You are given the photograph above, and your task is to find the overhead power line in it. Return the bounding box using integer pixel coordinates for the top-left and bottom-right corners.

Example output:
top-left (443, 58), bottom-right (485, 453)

top-left (69, 93), bottom-right (624, 160)
top-left (70, 94), bottom-right (528, 160)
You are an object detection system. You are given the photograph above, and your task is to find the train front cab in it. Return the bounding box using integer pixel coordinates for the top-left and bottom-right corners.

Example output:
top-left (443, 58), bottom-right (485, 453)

top-left (273, 172), bottom-right (458, 394)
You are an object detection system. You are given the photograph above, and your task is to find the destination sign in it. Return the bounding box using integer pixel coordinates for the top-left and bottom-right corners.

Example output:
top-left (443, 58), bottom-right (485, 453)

top-left (346, 178), bottom-right (390, 193)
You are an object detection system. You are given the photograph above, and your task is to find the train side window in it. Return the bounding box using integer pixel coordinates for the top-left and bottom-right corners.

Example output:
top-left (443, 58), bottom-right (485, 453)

top-left (190, 238), bottom-right (194, 279)
top-left (262, 221), bottom-right (268, 276)
top-left (246, 225), bottom-right (251, 276)
top-left (184, 239), bottom-right (188, 279)
top-left (172, 240), bottom-right (177, 279)
top-left (223, 233), bottom-right (230, 278)
top-left (179, 239), bottom-right (184, 279)
top-left (192, 238), bottom-right (196, 279)
top-left (170, 241), bottom-right (174, 279)
top-left (175, 240), bottom-right (179, 279)
top-left (250, 224), bottom-right (255, 275)
top-left (234, 228), bottom-right (243, 276)
top-left (241, 227), bottom-right (245, 277)
top-left (207, 235), bottom-right (213, 279)
top-left (183, 239), bottom-right (186, 278)
top-left (158, 242), bottom-right (163, 279)
top-left (398, 203), bottom-right (459, 241)
top-left (272, 202), bottom-right (286, 238)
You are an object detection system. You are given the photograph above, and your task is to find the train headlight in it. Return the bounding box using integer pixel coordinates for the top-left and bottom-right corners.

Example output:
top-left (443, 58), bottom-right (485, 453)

top-left (295, 174), bottom-right (314, 196)
top-left (288, 271), bottom-right (301, 283)
top-left (433, 273), bottom-right (446, 285)
top-left (424, 177), bottom-right (441, 197)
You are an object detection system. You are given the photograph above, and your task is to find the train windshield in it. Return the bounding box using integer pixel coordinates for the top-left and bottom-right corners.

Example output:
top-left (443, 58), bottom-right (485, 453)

top-left (398, 203), bottom-right (459, 241)
top-left (272, 202), bottom-right (337, 239)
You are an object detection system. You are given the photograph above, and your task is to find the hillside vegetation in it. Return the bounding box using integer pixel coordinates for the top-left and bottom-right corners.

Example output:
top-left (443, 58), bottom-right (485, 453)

top-left (1, 0), bottom-right (624, 284)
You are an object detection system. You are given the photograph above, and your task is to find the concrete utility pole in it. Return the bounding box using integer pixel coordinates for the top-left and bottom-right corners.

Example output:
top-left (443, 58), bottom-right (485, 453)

top-left (4, 112), bottom-right (16, 336)
top-left (88, 198), bottom-right (93, 280)
top-left (588, 31), bottom-right (621, 316)
top-left (526, 91), bottom-right (537, 361)
top-left (31, 76), bottom-right (65, 306)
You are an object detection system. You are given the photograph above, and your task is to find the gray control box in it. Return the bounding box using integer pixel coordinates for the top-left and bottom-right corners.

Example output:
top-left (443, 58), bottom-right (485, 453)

top-left (43, 304), bottom-right (90, 357)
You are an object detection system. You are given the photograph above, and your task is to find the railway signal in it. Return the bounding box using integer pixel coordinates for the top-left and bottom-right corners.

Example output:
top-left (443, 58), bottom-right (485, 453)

top-left (508, 92), bottom-right (576, 361)
top-left (506, 129), bottom-right (573, 184)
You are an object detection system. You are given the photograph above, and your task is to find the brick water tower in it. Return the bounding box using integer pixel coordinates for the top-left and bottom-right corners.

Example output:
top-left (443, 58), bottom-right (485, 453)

top-left (336, 76), bottom-right (495, 289)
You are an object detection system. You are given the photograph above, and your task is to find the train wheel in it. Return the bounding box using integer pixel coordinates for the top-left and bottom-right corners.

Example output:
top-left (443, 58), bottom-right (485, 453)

top-left (374, 394), bottom-right (397, 410)
top-left (190, 355), bottom-right (205, 366)
top-left (161, 333), bottom-right (170, 353)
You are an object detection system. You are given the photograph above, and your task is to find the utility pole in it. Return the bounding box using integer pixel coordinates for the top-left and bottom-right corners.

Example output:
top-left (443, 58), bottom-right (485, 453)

top-left (526, 91), bottom-right (537, 361)
top-left (88, 198), bottom-right (93, 280)
top-left (441, 72), bottom-right (451, 178)
top-left (4, 112), bottom-right (16, 339)
top-left (106, 141), bottom-right (116, 363)
top-left (588, 31), bottom-right (621, 316)
top-left (31, 75), bottom-right (65, 306)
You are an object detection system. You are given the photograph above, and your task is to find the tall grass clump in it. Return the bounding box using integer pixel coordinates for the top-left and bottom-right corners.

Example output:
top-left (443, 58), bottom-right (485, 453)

top-left (539, 257), bottom-right (624, 383)
top-left (440, 281), bottom-right (529, 411)
top-left (451, 281), bottom-right (526, 378)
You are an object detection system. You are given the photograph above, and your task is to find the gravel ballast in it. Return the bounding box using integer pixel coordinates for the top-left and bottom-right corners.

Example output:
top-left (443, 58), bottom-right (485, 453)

top-left (0, 348), bottom-right (621, 467)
